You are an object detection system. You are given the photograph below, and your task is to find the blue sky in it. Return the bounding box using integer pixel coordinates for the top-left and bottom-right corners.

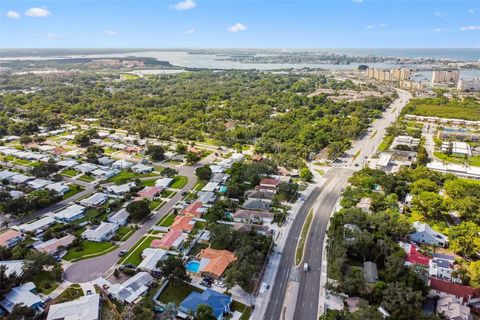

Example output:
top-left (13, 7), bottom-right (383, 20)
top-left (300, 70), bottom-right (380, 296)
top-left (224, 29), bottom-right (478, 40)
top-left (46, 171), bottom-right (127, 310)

top-left (1, 0), bottom-right (479, 48)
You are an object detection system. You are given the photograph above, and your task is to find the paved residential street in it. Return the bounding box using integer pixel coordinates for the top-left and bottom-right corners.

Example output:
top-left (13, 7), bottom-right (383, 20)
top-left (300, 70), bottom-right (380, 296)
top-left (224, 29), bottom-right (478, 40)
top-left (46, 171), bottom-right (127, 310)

top-left (63, 154), bottom-right (217, 283)
top-left (264, 89), bottom-right (412, 320)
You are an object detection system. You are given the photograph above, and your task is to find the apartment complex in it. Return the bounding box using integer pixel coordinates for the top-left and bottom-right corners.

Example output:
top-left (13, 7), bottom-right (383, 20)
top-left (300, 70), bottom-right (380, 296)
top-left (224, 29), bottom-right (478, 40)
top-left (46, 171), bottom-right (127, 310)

top-left (457, 78), bottom-right (480, 91)
top-left (366, 68), bottom-right (410, 82)
top-left (431, 70), bottom-right (460, 85)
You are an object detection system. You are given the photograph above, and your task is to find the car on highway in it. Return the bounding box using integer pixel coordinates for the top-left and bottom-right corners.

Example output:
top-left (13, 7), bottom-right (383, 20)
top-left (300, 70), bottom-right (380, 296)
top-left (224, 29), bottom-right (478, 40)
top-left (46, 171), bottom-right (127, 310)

top-left (303, 263), bottom-right (309, 272)
top-left (118, 250), bottom-right (128, 257)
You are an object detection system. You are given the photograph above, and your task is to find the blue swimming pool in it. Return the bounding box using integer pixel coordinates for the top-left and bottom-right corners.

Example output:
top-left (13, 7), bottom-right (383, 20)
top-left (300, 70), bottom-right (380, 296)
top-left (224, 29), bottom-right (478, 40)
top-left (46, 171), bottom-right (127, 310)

top-left (186, 260), bottom-right (200, 273)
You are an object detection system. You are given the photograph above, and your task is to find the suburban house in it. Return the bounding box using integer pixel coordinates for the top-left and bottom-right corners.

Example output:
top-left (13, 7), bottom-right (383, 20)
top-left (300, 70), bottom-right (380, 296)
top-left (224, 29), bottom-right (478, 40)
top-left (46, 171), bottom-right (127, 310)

top-left (138, 248), bottom-right (168, 275)
top-left (196, 191), bottom-right (217, 204)
top-left (202, 182), bottom-right (220, 193)
top-left (210, 165), bottom-right (225, 174)
top-left (180, 201), bottom-right (206, 218)
top-left (155, 178), bottom-right (174, 189)
top-left (178, 289), bottom-right (232, 320)
top-left (170, 215), bottom-right (196, 233)
top-left (80, 193), bottom-right (108, 207)
top-left (233, 209), bottom-right (274, 224)
top-left (363, 261), bottom-right (379, 284)
top-left (428, 277), bottom-right (480, 305)
top-left (0, 282), bottom-right (43, 314)
top-left (131, 163), bottom-right (153, 174)
top-left (242, 199), bottom-right (271, 211)
top-left (233, 223), bottom-right (271, 235)
top-left (107, 182), bottom-right (136, 195)
top-left (429, 253), bottom-right (456, 281)
top-left (27, 178), bottom-right (53, 190)
top-left (410, 222), bottom-right (448, 247)
top-left (0, 170), bottom-right (16, 181)
top-left (16, 216), bottom-right (56, 235)
top-left (97, 156), bottom-right (114, 166)
top-left (92, 168), bottom-right (117, 179)
top-left (9, 173), bottom-right (34, 185)
top-left (151, 230), bottom-right (184, 250)
top-left (137, 186), bottom-right (162, 200)
top-left (108, 208), bottom-right (129, 226)
top-left (57, 160), bottom-right (79, 168)
top-left (0, 260), bottom-right (24, 277)
top-left (45, 182), bottom-right (70, 195)
top-left (398, 241), bottom-right (431, 267)
top-left (255, 178), bottom-right (280, 194)
top-left (34, 234), bottom-right (76, 256)
top-left (112, 159), bottom-right (133, 169)
top-left (54, 204), bottom-right (86, 222)
top-left (0, 230), bottom-right (24, 248)
top-left (82, 222), bottom-right (118, 242)
top-left (436, 296), bottom-right (472, 320)
top-left (75, 163), bottom-right (98, 174)
top-left (197, 248), bottom-right (236, 279)
top-left (246, 190), bottom-right (275, 202)
top-left (210, 173), bottom-right (229, 184)
top-left (109, 272), bottom-right (154, 303)
top-left (47, 294), bottom-right (100, 320)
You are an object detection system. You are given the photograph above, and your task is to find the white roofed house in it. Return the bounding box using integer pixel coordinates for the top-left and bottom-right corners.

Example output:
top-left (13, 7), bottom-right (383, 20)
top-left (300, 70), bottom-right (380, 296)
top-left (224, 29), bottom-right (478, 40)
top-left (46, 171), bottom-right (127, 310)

top-left (80, 193), bottom-right (108, 207)
top-left (155, 177), bottom-right (174, 189)
top-left (54, 204), bottom-right (86, 222)
top-left (233, 209), bottom-right (274, 224)
top-left (82, 222), bottom-right (118, 242)
top-left (45, 182), bottom-right (70, 195)
top-left (0, 260), bottom-right (24, 277)
top-left (9, 173), bottom-right (34, 185)
top-left (91, 168), bottom-right (118, 179)
top-left (0, 170), bottom-right (16, 181)
top-left (410, 221), bottom-right (448, 247)
top-left (47, 294), bottom-right (100, 320)
top-left (201, 182), bottom-right (219, 193)
top-left (108, 208), bottom-right (129, 226)
top-left (97, 156), bottom-right (115, 166)
top-left (74, 163), bottom-right (98, 174)
top-left (57, 159), bottom-right (79, 168)
top-left (436, 296), bottom-right (472, 320)
top-left (0, 282), bottom-right (43, 314)
top-left (107, 182), bottom-right (136, 195)
top-left (27, 178), bottom-right (53, 190)
top-left (131, 163), bottom-right (153, 174)
top-left (16, 216), bottom-right (55, 235)
top-left (108, 272), bottom-right (154, 303)
top-left (112, 159), bottom-right (133, 169)
top-left (138, 248), bottom-right (168, 275)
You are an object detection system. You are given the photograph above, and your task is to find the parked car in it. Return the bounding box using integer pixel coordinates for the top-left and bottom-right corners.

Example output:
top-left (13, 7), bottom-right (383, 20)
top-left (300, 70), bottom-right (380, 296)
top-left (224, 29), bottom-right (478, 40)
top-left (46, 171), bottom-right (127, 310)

top-left (86, 290), bottom-right (93, 295)
top-left (303, 263), bottom-right (309, 272)
top-left (118, 250), bottom-right (128, 257)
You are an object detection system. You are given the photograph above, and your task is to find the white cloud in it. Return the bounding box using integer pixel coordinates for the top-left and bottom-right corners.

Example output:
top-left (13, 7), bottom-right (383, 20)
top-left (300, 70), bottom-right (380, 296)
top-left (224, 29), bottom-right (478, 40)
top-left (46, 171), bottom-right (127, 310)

top-left (227, 23), bottom-right (247, 33)
top-left (469, 9), bottom-right (474, 13)
top-left (434, 28), bottom-right (444, 32)
top-left (25, 7), bottom-right (50, 17)
top-left (46, 33), bottom-right (63, 39)
top-left (353, 0), bottom-right (364, 3)
top-left (6, 10), bottom-right (21, 19)
top-left (365, 24), bottom-right (375, 30)
top-left (460, 25), bottom-right (480, 31)
top-left (105, 29), bottom-right (117, 36)
top-left (171, 0), bottom-right (196, 11)
top-left (185, 28), bottom-right (195, 34)
top-left (365, 23), bottom-right (386, 30)
top-left (434, 11), bottom-right (447, 17)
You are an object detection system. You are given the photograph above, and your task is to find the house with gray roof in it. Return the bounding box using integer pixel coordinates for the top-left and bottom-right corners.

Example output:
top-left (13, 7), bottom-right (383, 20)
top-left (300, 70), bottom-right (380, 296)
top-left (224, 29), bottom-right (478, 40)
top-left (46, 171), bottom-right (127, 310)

top-left (410, 222), bottom-right (448, 247)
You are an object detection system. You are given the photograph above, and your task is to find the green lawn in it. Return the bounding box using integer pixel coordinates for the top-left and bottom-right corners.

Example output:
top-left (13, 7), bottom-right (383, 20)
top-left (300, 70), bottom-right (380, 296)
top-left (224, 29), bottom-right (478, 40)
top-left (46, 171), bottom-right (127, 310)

top-left (184, 192), bottom-right (197, 201)
top-left (107, 169), bottom-right (157, 184)
top-left (33, 271), bottom-right (60, 294)
top-left (73, 205), bottom-right (109, 225)
top-left (149, 200), bottom-right (164, 210)
top-left (406, 99), bottom-right (480, 121)
top-left (62, 185), bottom-right (85, 200)
top-left (61, 169), bottom-right (79, 177)
top-left (159, 281), bottom-right (202, 306)
top-left (433, 152), bottom-right (480, 167)
top-left (116, 226), bottom-right (135, 241)
top-left (295, 209), bottom-right (313, 265)
top-left (170, 175), bottom-right (188, 189)
top-left (141, 179), bottom-right (157, 187)
top-left (63, 240), bottom-right (117, 261)
top-left (189, 242), bottom-right (208, 256)
top-left (156, 212), bottom-right (175, 227)
top-left (119, 236), bottom-right (158, 266)
top-left (161, 189), bottom-right (175, 198)
top-left (78, 174), bottom-right (95, 182)
top-left (377, 135), bottom-right (394, 153)
top-left (194, 181), bottom-right (206, 191)
top-left (54, 284), bottom-right (84, 304)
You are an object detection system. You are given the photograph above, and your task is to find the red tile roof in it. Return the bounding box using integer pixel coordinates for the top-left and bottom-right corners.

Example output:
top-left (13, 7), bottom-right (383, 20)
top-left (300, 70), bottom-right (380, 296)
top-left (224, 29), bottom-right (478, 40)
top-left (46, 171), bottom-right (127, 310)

top-left (0, 230), bottom-right (22, 247)
top-left (151, 230), bottom-right (182, 249)
top-left (137, 186), bottom-right (162, 199)
top-left (259, 178), bottom-right (280, 187)
top-left (170, 215), bottom-right (195, 233)
top-left (429, 277), bottom-right (480, 302)
top-left (406, 245), bottom-right (431, 266)
top-left (181, 201), bottom-right (204, 217)
top-left (198, 248), bottom-right (236, 278)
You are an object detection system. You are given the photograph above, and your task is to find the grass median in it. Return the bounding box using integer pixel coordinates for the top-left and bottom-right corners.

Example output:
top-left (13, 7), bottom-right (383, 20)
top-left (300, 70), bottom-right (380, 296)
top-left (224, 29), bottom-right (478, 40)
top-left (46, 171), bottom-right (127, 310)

top-left (295, 209), bottom-right (314, 266)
